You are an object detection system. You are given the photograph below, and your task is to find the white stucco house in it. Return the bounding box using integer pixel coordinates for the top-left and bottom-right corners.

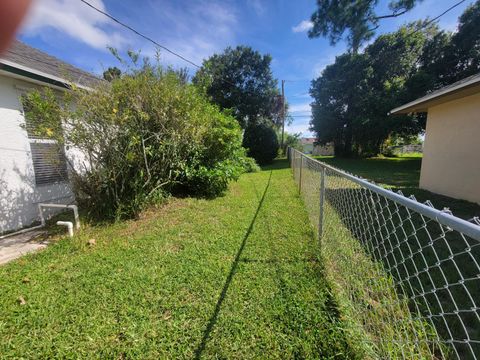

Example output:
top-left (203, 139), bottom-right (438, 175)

top-left (0, 40), bottom-right (99, 233)
top-left (390, 73), bottom-right (480, 204)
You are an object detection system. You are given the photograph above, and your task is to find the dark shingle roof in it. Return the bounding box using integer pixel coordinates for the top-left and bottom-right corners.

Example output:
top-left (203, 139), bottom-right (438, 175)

top-left (0, 40), bottom-right (100, 88)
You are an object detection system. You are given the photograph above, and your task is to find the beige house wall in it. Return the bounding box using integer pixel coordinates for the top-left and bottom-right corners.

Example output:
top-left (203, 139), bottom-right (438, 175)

top-left (420, 92), bottom-right (480, 204)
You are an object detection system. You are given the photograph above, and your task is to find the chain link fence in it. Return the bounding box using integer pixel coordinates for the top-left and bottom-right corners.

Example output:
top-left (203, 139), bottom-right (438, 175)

top-left (288, 147), bottom-right (480, 359)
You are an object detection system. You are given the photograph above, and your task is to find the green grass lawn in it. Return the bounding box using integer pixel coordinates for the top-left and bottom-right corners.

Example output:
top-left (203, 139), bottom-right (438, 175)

top-left (314, 155), bottom-right (480, 220)
top-left (0, 160), bottom-right (357, 359)
top-left (309, 155), bottom-right (480, 358)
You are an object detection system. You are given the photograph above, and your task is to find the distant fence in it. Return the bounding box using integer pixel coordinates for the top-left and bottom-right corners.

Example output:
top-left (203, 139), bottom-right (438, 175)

top-left (288, 147), bottom-right (480, 359)
top-left (387, 144), bottom-right (423, 154)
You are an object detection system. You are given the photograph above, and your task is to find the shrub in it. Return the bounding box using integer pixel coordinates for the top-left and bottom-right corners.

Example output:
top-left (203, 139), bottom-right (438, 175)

top-left (277, 130), bottom-right (302, 156)
top-left (22, 60), bottom-right (248, 220)
top-left (242, 122), bottom-right (279, 165)
top-left (240, 156), bottom-right (261, 173)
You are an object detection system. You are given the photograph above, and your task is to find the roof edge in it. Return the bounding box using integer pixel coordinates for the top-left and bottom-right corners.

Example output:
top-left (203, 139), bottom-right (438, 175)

top-left (0, 58), bottom-right (93, 91)
top-left (390, 74), bottom-right (480, 115)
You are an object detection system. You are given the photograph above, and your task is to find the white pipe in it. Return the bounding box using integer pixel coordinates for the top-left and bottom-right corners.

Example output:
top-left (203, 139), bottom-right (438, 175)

top-left (0, 203), bottom-right (80, 240)
top-left (56, 221), bottom-right (74, 237)
top-left (38, 203), bottom-right (80, 230)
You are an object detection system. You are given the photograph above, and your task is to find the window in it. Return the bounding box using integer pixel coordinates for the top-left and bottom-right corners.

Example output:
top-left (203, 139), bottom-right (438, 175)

top-left (22, 95), bottom-right (69, 185)
top-left (30, 142), bottom-right (68, 185)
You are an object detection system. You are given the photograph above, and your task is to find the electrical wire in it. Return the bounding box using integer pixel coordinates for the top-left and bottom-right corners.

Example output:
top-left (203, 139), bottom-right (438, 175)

top-left (79, 0), bottom-right (201, 69)
top-left (411, 0), bottom-right (467, 34)
top-left (78, 0), bottom-right (281, 96)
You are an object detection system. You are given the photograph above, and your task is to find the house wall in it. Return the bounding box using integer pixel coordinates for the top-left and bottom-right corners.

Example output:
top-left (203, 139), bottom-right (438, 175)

top-left (0, 75), bottom-right (75, 233)
top-left (312, 143), bottom-right (334, 156)
top-left (420, 91), bottom-right (480, 204)
top-left (302, 143), bottom-right (314, 154)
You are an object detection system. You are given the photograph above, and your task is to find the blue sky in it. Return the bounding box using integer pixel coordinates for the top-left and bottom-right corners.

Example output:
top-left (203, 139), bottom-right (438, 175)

top-left (17, 0), bottom-right (475, 136)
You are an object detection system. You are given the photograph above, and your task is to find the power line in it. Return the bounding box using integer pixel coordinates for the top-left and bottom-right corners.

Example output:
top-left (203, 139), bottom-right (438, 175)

top-left (412, 0), bottom-right (467, 34)
top-left (78, 0), bottom-right (201, 69)
top-left (78, 0), bottom-right (279, 96)
top-left (284, 79), bottom-right (311, 83)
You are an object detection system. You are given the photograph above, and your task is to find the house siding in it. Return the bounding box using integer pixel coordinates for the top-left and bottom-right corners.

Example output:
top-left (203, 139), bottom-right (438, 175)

top-left (0, 75), bottom-right (75, 233)
top-left (420, 91), bottom-right (480, 204)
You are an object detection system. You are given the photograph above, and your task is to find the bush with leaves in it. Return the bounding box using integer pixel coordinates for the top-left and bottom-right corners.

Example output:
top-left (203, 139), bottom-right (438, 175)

top-left (22, 60), bottom-right (251, 220)
top-left (277, 130), bottom-right (302, 156)
top-left (242, 121), bottom-right (279, 165)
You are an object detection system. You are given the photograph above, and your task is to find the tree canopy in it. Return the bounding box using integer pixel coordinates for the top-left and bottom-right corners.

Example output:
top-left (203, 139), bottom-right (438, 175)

top-left (310, 0), bottom-right (480, 157)
top-left (193, 46), bottom-right (279, 128)
top-left (311, 23), bottom-right (429, 157)
top-left (102, 66), bottom-right (122, 81)
top-left (308, 0), bottom-right (421, 51)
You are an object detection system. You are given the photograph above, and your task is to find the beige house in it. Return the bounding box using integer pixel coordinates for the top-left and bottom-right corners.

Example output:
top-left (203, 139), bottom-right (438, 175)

top-left (312, 142), bottom-right (334, 156)
top-left (390, 73), bottom-right (480, 204)
top-left (300, 138), bottom-right (334, 156)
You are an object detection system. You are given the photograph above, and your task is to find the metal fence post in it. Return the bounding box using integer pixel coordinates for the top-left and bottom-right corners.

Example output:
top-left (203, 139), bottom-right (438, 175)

top-left (286, 150), bottom-right (480, 357)
top-left (318, 166), bottom-right (326, 244)
top-left (299, 154), bottom-right (303, 193)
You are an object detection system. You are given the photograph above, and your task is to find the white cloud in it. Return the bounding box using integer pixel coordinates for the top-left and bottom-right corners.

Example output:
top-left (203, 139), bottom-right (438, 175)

top-left (292, 20), bottom-right (313, 33)
top-left (247, 0), bottom-right (266, 16)
top-left (286, 119), bottom-right (313, 137)
top-left (21, 0), bottom-right (128, 50)
top-left (139, 0), bottom-right (238, 69)
top-left (289, 103), bottom-right (311, 114)
top-left (21, 0), bottom-right (239, 70)
top-left (313, 56), bottom-right (336, 77)
top-left (288, 102), bottom-right (312, 136)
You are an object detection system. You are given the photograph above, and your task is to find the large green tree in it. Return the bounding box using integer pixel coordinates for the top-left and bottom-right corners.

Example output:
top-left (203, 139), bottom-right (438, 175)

top-left (193, 46), bottom-right (279, 128)
top-left (308, 0), bottom-right (421, 51)
top-left (405, 0), bottom-right (480, 98)
top-left (310, 53), bottom-right (370, 156)
top-left (357, 23), bottom-right (430, 154)
top-left (310, 23), bottom-right (431, 156)
top-left (102, 66), bottom-right (122, 82)
top-left (310, 0), bottom-right (480, 157)
top-left (449, 0), bottom-right (480, 80)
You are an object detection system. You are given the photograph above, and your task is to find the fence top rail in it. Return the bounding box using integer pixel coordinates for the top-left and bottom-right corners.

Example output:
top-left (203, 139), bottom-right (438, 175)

top-left (289, 148), bottom-right (480, 242)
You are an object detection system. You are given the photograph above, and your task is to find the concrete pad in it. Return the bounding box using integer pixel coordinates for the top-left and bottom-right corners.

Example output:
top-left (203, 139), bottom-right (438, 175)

top-left (0, 231), bottom-right (48, 265)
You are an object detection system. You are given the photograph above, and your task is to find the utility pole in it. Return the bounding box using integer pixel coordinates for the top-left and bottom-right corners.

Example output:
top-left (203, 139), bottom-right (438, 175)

top-left (281, 79), bottom-right (286, 152)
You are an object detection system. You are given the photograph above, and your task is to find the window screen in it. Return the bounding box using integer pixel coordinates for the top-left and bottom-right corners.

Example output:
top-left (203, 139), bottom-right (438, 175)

top-left (30, 143), bottom-right (68, 185)
top-left (21, 94), bottom-right (68, 186)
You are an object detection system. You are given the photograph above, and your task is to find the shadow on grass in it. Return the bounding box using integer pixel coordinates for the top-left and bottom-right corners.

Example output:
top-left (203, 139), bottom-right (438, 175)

top-left (391, 187), bottom-right (480, 221)
top-left (260, 158), bottom-right (290, 171)
top-left (194, 171), bottom-right (273, 359)
top-left (239, 257), bottom-right (318, 264)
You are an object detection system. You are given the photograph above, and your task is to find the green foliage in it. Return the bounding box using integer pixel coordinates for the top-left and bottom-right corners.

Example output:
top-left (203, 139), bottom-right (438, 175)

top-left (278, 130), bottom-right (302, 155)
top-left (310, 22), bottom-right (432, 157)
top-left (407, 0), bottom-right (480, 95)
top-left (239, 156), bottom-right (261, 173)
top-left (22, 61), bottom-right (248, 220)
top-left (102, 66), bottom-right (122, 81)
top-left (192, 46), bottom-right (280, 128)
top-left (310, 52), bottom-right (371, 156)
top-left (242, 122), bottom-right (279, 165)
top-left (308, 0), bottom-right (421, 51)
top-left (309, 0), bottom-right (480, 157)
